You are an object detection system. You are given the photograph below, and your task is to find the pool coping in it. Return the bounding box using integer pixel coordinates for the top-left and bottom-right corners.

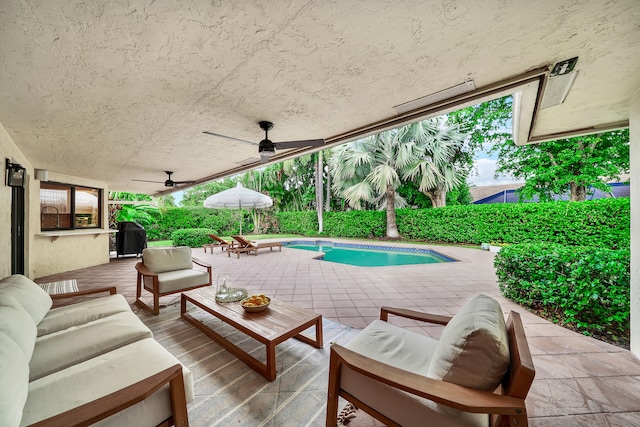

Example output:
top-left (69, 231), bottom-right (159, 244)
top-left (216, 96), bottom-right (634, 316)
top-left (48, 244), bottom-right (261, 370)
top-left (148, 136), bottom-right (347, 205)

top-left (282, 239), bottom-right (459, 264)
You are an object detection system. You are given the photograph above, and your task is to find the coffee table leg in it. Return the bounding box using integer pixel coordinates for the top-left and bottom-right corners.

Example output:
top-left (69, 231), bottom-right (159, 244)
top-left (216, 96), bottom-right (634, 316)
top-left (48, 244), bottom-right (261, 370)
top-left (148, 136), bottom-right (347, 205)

top-left (266, 343), bottom-right (277, 381)
top-left (294, 316), bottom-right (323, 348)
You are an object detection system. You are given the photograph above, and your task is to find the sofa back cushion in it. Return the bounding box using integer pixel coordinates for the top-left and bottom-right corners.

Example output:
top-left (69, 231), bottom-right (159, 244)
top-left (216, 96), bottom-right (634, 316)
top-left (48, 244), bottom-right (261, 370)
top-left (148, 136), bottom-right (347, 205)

top-left (427, 294), bottom-right (509, 392)
top-left (142, 246), bottom-right (193, 273)
top-left (0, 295), bottom-right (37, 360)
top-left (0, 275), bottom-right (52, 324)
top-left (0, 332), bottom-right (29, 427)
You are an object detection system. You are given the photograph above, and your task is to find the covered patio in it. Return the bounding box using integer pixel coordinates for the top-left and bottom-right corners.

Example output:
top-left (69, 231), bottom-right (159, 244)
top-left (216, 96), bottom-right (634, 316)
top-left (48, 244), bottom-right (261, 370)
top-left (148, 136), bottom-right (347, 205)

top-left (37, 241), bottom-right (640, 426)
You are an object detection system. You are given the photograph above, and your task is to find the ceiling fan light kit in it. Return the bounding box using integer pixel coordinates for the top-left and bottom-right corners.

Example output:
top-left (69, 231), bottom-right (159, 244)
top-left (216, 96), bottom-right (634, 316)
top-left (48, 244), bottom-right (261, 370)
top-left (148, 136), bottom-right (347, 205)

top-left (203, 120), bottom-right (325, 163)
top-left (131, 171), bottom-right (196, 188)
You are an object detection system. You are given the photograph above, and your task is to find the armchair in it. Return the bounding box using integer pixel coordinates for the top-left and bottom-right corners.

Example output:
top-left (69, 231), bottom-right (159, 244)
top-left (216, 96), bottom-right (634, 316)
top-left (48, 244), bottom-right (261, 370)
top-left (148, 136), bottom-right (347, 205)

top-left (326, 295), bottom-right (535, 427)
top-left (135, 246), bottom-right (212, 314)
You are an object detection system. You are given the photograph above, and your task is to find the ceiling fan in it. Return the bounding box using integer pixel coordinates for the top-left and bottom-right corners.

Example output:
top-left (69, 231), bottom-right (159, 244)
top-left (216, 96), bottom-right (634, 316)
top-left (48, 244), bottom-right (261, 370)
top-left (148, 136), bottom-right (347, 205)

top-left (203, 121), bottom-right (325, 162)
top-left (132, 171), bottom-right (196, 188)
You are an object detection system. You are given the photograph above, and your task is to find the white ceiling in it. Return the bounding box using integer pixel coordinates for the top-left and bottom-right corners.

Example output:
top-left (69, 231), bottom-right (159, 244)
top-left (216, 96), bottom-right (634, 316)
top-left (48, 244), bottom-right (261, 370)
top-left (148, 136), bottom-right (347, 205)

top-left (1, 0), bottom-right (638, 195)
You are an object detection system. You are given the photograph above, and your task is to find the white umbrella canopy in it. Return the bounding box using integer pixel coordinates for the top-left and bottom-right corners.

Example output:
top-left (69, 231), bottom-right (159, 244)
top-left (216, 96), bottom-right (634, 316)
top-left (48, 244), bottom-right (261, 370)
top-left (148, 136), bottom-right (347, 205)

top-left (203, 182), bottom-right (273, 234)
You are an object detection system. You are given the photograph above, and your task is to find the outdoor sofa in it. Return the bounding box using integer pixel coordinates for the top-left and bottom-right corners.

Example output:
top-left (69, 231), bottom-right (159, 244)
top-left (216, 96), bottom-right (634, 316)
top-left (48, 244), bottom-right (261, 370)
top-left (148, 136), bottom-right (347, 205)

top-left (0, 274), bottom-right (193, 427)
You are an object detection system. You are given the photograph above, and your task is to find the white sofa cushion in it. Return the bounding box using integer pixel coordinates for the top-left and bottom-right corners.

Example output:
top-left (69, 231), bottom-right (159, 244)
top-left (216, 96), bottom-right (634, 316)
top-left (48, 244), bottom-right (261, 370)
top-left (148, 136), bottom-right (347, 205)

top-left (144, 269), bottom-right (211, 294)
top-left (0, 332), bottom-right (29, 427)
top-left (0, 275), bottom-right (52, 324)
top-left (142, 246), bottom-right (193, 273)
top-left (427, 294), bottom-right (509, 391)
top-left (22, 338), bottom-right (194, 427)
top-left (30, 311), bottom-right (153, 381)
top-left (37, 293), bottom-right (131, 337)
top-left (0, 295), bottom-right (37, 360)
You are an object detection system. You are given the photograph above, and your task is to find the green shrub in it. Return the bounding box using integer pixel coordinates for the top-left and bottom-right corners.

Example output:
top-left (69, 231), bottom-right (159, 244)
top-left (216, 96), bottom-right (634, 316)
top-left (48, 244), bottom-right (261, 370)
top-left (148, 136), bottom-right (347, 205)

top-left (494, 243), bottom-right (630, 335)
top-left (171, 228), bottom-right (217, 248)
top-left (397, 198), bottom-right (629, 248)
top-left (148, 207), bottom-right (244, 241)
top-left (277, 211), bottom-right (317, 235)
top-left (276, 199), bottom-right (629, 249)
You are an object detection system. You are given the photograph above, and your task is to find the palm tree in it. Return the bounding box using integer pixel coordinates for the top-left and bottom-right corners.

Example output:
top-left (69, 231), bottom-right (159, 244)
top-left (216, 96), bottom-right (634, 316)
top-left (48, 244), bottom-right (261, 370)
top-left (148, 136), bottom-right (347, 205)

top-left (399, 119), bottom-right (467, 207)
top-left (330, 118), bottom-right (468, 238)
top-left (330, 131), bottom-right (409, 239)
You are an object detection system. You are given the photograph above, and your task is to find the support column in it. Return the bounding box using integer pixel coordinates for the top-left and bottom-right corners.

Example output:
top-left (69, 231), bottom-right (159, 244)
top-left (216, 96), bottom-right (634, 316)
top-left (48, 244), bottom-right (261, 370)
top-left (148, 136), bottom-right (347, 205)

top-left (630, 86), bottom-right (640, 357)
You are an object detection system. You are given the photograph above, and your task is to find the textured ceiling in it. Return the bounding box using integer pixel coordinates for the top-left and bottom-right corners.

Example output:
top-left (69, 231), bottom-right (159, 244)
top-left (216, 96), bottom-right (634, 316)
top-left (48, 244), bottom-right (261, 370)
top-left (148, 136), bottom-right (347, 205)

top-left (1, 0), bottom-right (638, 195)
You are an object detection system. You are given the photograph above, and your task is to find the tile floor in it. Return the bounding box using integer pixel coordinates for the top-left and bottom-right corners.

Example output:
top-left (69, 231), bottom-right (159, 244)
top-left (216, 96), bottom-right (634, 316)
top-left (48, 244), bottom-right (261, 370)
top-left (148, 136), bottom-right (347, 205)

top-left (37, 239), bottom-right (640, 426)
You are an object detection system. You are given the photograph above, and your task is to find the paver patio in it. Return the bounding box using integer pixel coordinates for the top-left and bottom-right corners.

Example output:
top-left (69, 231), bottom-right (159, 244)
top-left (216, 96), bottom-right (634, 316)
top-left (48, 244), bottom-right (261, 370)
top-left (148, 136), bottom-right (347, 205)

top-left (37, 239), bottom-right (640, 426)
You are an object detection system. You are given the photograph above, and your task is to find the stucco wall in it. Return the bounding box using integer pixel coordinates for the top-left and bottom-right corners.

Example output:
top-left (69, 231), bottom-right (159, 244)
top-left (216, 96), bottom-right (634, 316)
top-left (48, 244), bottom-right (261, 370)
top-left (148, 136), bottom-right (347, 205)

top-left (0, 123), bottom-right (33, 278)
top-left (630, 86), bottom-right (640, 357)
top-left (0, 121), bottom-right (111, 279)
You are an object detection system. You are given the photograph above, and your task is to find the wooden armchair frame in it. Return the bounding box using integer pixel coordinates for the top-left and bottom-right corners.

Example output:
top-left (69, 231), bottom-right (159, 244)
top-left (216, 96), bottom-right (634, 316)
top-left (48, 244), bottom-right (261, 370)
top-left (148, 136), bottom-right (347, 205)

top-left (28, 363), bottom-right (189, 427)
top-left (326, 307), bottom-right (535, 427)
top-left (135, 258), bottom-right (212, 315)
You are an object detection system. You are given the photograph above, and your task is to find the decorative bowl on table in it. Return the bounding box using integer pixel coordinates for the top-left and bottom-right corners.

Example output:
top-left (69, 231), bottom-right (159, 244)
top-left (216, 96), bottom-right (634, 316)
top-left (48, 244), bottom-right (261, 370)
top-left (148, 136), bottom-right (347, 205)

top-left (241, 295), bottom-right (271, 312)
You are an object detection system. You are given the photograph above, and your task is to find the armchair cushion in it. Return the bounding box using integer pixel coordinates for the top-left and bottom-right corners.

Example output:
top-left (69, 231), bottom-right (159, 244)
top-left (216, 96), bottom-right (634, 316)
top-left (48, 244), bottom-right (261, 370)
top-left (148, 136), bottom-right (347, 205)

top-left (0, 274), bottom-right (52, 324)
top-left (141, 246), bottom-right (194, 273)
top-left (0, 295), bottom-right (37, 360)
top-left (144, 269), bottom-right (211, 294)
top-left (345, 319), bottom-right (437, 375)
top-left (427, 294), bottom-right (509, 392)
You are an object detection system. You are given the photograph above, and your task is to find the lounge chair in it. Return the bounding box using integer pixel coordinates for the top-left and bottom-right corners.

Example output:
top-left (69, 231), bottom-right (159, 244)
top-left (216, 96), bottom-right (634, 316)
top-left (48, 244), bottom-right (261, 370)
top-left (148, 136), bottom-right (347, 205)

top-left (203, 233), bottom-right (236, 253)
top-left (227, 235), bottom-right (283, 258)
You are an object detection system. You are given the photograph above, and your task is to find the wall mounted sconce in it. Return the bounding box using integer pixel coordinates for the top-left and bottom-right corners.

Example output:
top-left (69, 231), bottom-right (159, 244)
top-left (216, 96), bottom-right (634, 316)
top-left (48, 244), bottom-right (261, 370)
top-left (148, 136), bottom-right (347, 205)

top-left (5, 158), bottom-right (26, 187)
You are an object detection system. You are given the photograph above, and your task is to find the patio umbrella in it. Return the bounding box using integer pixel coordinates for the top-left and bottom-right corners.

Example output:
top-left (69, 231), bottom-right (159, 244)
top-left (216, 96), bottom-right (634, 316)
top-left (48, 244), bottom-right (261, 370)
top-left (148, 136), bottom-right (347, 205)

top-left (203, 182), bottom-right (273, 235)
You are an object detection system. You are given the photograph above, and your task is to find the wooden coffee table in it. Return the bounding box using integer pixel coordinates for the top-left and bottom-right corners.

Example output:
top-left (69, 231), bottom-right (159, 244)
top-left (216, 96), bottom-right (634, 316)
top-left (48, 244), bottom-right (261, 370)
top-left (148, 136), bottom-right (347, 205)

top-left (181, 287), bottom-right (323, 381)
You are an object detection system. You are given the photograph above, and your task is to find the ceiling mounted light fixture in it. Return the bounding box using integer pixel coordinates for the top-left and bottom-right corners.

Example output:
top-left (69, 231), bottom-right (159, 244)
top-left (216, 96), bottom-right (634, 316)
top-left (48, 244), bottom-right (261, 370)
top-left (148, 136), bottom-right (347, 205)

top-left (540, 57), bottom-right (579, 109)
top-left (394, 80), bottom-right (476, 114)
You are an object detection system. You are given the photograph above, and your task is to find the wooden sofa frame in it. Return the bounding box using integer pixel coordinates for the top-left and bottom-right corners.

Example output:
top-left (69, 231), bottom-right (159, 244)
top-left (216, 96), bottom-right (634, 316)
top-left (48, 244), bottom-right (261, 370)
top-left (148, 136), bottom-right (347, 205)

top-left (326, 307), bottom-right (535, 427)
top-left (29, 287), bottom-right (189, 427)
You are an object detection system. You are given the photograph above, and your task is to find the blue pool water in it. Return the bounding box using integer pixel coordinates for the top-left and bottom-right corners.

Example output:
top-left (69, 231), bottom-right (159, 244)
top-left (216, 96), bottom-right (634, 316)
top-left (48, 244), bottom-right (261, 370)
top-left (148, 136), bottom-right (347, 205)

top-left (283, 241), bottom-right (456, 267)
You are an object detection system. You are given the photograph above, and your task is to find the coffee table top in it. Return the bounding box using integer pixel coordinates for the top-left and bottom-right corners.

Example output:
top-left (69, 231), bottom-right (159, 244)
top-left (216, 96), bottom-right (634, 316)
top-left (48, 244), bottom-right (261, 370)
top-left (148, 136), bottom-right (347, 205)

top-left (182, 287), bottom-right (321, 342)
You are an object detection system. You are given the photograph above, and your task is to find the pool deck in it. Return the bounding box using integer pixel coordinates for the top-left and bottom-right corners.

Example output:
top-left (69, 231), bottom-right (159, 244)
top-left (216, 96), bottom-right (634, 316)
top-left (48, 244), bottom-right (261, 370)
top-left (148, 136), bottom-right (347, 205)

top-left (37, 239), bottom-right (640, 426)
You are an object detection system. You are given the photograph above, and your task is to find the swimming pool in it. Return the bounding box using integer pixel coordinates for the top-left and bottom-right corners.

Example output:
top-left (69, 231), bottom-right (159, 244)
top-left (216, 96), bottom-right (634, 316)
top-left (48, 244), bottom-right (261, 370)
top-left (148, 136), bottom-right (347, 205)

top-left (283, 241), bottom-right (456, 267)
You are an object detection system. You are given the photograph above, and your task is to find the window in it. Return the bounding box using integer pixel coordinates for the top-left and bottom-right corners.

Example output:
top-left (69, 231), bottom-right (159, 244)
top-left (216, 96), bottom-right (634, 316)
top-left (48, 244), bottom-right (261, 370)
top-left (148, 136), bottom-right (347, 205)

top-left (40, 182), bottom-right (102, 231)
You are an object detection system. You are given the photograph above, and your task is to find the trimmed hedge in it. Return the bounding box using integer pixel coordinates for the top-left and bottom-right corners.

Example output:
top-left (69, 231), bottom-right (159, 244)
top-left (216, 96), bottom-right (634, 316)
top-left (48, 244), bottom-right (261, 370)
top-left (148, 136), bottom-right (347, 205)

top-left (171, 228), bottom-right (217, 248)
top-left (146, 207), bottom-right (245, 241)
top-left (494, 243), bottom-right (630, 334)
top-left (277, 198), bottom-right (629, 249)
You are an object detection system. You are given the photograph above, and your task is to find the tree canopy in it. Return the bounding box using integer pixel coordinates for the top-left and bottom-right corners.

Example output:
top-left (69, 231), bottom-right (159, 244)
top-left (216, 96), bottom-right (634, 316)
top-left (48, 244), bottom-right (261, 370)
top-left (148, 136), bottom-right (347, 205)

top-left (494, 130), bottom-right (630, 201)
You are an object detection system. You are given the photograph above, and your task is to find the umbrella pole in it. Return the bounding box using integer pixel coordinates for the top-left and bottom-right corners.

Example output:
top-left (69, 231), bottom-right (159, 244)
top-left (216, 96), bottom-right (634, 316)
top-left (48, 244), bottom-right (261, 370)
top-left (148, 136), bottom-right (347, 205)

top-left (239, 200), bottom-right (242, 236)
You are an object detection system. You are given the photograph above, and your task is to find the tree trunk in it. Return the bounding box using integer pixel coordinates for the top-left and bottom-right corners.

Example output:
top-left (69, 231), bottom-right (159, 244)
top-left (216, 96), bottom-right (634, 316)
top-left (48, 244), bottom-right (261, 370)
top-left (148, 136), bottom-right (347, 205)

top-left (385, 184), bottom-right (400, 239)
top-left (325, 164), bottom-right (331, 212)
top-left (425, 186), bottom-right (447, 208)
top-left (316, 152), bottom-right (324, 233)
top-left (569, 183), bottom-right (587, 201)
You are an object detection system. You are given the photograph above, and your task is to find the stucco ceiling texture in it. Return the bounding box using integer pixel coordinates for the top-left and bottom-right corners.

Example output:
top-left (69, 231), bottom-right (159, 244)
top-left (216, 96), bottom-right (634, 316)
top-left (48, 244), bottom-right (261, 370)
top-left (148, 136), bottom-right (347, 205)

top-left (1, 0), bottom-right (638, 195)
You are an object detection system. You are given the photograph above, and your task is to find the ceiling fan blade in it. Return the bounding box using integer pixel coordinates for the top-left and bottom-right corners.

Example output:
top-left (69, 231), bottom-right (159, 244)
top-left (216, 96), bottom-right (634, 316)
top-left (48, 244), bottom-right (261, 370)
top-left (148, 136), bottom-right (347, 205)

top-left (174, 180), bottom-right (197, 185)
top-left (131, 179), bottom-right (164, 183)
top-left (202, 131), bottom-right (258, 146)
top-left (274, 139), bottom-right (325, 149)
